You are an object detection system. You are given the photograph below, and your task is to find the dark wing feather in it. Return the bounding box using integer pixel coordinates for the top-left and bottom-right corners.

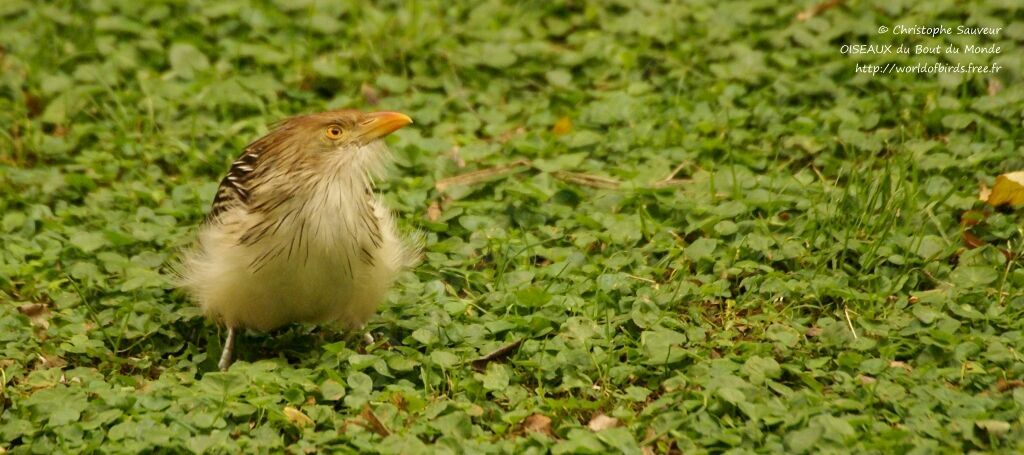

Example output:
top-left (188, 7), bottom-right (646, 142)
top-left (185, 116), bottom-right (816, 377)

top-left (207, 144), bottom-right (264, 221)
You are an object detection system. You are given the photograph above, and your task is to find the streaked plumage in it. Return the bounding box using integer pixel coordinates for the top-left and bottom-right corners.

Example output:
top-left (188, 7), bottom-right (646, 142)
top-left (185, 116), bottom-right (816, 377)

top-left (177, 110), bottom-right (417, 370)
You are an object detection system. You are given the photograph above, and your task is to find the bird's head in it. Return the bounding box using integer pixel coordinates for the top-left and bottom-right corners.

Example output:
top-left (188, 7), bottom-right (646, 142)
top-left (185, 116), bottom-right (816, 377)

top-left (259, 109), bottom-right (413, 183)
top-left (302, 110), bottom-right (413, 150)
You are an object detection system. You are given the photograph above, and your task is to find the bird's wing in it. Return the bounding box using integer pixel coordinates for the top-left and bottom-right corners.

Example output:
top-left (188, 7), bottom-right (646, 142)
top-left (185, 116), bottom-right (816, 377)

top-left (207, 144), bottom-right (263, 221)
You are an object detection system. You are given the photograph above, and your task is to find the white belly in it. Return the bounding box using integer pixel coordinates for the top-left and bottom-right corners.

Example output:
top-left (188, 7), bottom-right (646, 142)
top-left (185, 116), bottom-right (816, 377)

top-left (181, 197), bottom-right (408, 332)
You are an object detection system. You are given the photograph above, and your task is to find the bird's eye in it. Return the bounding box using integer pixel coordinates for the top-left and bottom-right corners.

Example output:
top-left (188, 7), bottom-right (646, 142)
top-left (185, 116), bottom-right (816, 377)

top-left (325, 125), bottom-right (344, 139)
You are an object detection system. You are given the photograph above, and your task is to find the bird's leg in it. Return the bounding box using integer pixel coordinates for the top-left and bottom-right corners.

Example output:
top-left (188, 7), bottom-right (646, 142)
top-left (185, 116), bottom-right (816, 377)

top-left (356, 324), bottom-right (374, 345)
top-left (218, 327), bottom-right (236, 371)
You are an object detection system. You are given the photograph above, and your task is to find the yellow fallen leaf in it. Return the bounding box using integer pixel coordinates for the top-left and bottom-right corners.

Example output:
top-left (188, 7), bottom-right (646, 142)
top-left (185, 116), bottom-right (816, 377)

top-left (552, 116), bottom-right (572, 135)
top-left (360, 404), bottom-right (391, 437)
top-left (986, 171), bottom-right (1024, 207)
top-left (283, 406), bottom-right (314, 427)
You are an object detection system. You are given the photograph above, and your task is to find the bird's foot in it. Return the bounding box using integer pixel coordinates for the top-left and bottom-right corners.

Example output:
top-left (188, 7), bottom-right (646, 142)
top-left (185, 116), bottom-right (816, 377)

top-left (218, 327), bottom-right (236, 371)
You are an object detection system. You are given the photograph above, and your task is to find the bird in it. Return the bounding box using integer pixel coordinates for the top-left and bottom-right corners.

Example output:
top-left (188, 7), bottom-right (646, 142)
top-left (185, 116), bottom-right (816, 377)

top-left (176, 109), bottom-right (418, 371)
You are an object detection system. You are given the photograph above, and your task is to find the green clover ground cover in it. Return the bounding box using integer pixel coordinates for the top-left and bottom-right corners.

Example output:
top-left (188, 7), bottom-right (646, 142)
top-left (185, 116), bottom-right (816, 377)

top-left (2, 0), bottom-right (1023, 453)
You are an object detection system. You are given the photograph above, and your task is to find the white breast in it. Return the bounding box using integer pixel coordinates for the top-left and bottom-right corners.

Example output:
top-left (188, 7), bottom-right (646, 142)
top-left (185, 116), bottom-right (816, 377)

top-left (178, 146), bottom-right (411, 332)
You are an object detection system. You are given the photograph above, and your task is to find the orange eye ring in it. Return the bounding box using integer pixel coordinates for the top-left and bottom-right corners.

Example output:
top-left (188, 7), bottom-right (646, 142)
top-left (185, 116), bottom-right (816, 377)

top-left (325, 125), bottom-right (344, 139)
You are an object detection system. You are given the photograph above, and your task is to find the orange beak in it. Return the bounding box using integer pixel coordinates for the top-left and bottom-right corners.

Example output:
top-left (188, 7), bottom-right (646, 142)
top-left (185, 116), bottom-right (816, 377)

top-left (357, 111), bottom-right (413, 141)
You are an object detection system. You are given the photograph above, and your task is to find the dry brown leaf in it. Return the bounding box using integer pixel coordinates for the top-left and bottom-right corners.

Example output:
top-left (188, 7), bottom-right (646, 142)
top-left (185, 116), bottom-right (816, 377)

top-left (978, 183), bottom-right (991, 202)
top-left (996, 378), bottom-right (1024, 392)
top-left (986, 172), bottom-right (1024, 207)
top-left (17, 303), bottom-right (47, 318)
top-left (434, 159), bottom-right (532, 192)
top-left (449, 145), bottom-right (466, 168)
top-left (361, 404), bottom-right (391, 437)
top-left (552, 116), bottom-right (572, 135)
top-left (34, 354), bottom-right (67, 370)
top-left (796, 0), bottom-right (844, 21)
top-left (391, 394), bottom-right (408, 412)
top-left (889, 360), bottom-right (913, 372)
top-left (963, 231), bottom-right (986, 249)
top-left (988, 78), bottom-right (1004, 96)
top-left (426, 201), bottom-right (442, 222)
top-left (495, 126), bottom-right (526, 143)
top-left (436, 158), bottom-right (694, 194)
top-left (471, 338), bottom-right (523, 372)
top-left (587, 413), bottom-right (619, 431)
top-left (436, 156), bottom-right (700, 192)
top-left (18, 303), bottom-right (51, 331)
top-left (805, 326), bottom-right (823, 337)
top-left (523, 414), bottom-right (553, 436)
top-left (960, 209), bottom-right (988, 228)
top-left (23, 91), bottom-right (42, 118)
top-left (857, 375), bottom-right (876, 385)
top-left (661, 161), bottom-right (690, 182)
top-left (551, 171), bottom-right (621, 189)
top-left (361, 83), bottom-right (379, 106)
top-left (648, 179), bottom-right (690, 189)
top-left (283, 406), bottom-right (314, 427)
